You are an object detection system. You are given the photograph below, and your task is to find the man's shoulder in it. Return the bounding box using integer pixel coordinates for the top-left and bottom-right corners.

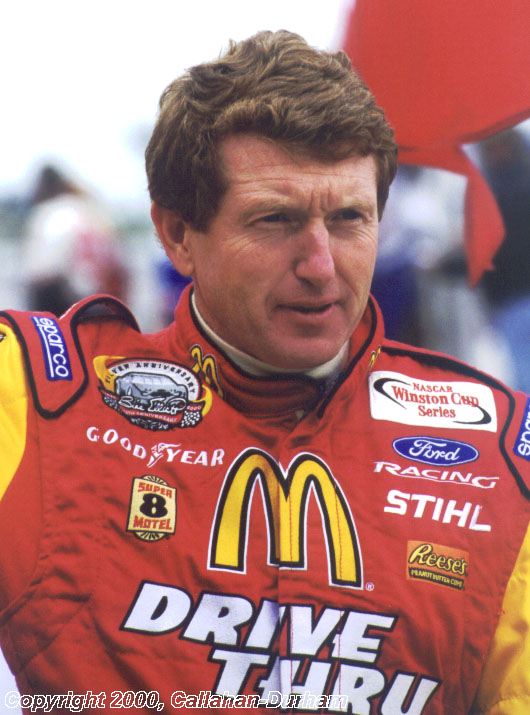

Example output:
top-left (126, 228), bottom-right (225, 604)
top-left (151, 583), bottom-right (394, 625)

top-left (370, 337), bottom-right (530, 497)
top-left (0, 294), bottom-right (142, 418)
top-left (377, 336), bottom-right (518, 392)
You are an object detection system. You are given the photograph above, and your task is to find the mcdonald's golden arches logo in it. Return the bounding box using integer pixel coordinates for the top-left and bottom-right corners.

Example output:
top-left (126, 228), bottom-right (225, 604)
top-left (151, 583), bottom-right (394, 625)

top-left (209, 448), bottom-right (362, 588)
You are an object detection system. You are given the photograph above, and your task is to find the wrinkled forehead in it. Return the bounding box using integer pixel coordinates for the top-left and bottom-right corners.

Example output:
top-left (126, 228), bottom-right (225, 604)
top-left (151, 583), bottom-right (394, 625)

top-left (218, 134), bottom-right (379, 208)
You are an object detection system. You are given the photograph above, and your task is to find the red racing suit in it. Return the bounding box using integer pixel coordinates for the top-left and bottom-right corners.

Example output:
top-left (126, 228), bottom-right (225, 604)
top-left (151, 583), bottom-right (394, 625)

top-left (0, 286), bottom-right (529, 714)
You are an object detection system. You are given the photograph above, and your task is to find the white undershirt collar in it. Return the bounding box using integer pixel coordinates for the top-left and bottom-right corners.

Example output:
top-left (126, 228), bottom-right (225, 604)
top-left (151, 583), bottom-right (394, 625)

top-left (191, 292), bottom-right (348, 381)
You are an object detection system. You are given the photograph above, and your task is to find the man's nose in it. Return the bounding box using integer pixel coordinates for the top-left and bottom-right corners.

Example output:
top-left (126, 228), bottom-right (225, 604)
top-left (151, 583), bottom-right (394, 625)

top-left (293, 221), bottom-right (335, 285)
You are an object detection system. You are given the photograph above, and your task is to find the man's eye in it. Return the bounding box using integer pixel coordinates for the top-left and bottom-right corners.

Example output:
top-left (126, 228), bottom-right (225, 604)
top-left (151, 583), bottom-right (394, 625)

top-left (260, 213), bottom-right (290, 223)
top-left (335, 208), bottom-right (362, 221)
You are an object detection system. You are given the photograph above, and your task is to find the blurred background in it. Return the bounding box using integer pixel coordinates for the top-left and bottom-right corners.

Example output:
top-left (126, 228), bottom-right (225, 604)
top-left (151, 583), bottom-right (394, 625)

top-left (1, 1), bottom-right (529, 390)
top-left (1, 0), bottom-right (529, 706)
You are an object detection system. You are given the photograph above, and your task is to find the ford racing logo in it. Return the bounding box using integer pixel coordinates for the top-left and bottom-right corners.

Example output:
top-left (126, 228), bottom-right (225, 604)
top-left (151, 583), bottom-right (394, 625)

top-left (392, 436), bottom-right (479, 467)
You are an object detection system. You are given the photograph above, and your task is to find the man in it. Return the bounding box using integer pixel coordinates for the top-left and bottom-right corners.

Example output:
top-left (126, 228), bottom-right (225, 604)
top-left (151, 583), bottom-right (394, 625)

top-left (0, 30), bottom-right (528, 715)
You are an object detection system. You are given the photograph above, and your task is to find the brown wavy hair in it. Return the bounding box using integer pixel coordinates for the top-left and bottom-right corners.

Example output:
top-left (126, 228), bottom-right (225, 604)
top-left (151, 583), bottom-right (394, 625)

top-left (145, 30), bottom-right (397, 230)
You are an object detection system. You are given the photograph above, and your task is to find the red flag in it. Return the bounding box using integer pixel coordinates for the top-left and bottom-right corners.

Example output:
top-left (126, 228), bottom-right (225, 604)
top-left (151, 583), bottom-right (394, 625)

top-left (343, 0), bottom-right (530, 283)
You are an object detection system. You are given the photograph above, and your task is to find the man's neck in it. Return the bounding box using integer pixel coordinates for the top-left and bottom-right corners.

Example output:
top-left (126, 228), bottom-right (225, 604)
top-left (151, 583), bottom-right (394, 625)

top-left (191, 292), bottom-right (348, 384)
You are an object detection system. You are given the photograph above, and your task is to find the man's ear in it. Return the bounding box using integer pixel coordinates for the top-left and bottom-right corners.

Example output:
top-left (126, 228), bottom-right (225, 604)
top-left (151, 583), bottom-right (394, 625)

top-left (151, 202), bottom-right (195, 277)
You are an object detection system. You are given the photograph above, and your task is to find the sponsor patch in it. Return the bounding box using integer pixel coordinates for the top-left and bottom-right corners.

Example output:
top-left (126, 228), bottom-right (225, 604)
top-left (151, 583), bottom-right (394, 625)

top-left (407, 541), bottom-right (469, 590)
top-left (31, 316), bottom-right (72, 381)
top-left (369, 371), bottom-right (497, 432)
top-left (127, 475), bottom-right (177, 541)
top-left (210, 448), bottom-right (362, 589)
top-left (120, 585), bottom-right (440, 712)
top-left (190, 344), bottom-right (224, 399)
top-left (393, 436), bottom-right (479, 466)
top-left (94, 356), bottom-right (212, 431)
top-left (514, 397), bottom-right (530, 462)
top-left (374, 461), bottom-right (499, 490)
top-left (385, 489), bottom-right (491, 531)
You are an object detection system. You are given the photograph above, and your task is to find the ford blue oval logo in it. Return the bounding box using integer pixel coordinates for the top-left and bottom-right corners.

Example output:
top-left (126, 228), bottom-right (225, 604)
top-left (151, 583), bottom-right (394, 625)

top-left (392, 436), bottom-right (479, 466)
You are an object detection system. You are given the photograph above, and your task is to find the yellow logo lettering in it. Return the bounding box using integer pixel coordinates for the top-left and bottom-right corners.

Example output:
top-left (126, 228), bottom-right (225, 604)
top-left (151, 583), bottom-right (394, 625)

top-left (209, 449), bottom-right (362, 588)
top-left (190, 345), bottom-right (223, 398)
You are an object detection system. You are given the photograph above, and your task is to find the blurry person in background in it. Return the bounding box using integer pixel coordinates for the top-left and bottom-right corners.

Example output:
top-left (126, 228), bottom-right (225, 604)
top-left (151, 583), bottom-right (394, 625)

top-left (156, 256), bottom-right (192, 325)
top-left (22, 164), bottom-right (128, 315)
top-left (478, 129), bottom-right (530, 394)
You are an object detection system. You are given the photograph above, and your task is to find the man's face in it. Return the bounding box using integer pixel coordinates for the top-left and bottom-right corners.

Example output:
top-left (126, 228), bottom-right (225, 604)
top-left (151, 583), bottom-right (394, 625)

top-left (174, 134), bottom-right (379, 370)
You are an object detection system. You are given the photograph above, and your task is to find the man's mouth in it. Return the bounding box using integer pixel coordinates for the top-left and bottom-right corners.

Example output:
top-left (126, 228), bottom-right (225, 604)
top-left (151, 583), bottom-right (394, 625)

top-left (291, 303), bottom-right (333, 314)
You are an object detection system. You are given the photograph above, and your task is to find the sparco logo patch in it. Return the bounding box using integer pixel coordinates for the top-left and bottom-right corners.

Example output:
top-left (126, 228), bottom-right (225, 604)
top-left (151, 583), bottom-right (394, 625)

top-left (393, 436), bottom-right (479, 466)
top-left (94, 356), bottom-right (212, 431)
top-left (407, 541), bottom-right (469, 591)
top-left (514, 397), bottom-right (530, 462)
top-left (369, 371), bottom-right (497, 432)
top-left (127, 475), bottom-right (176, 541)
top-left (31, 316), bottom-right (72, 381)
